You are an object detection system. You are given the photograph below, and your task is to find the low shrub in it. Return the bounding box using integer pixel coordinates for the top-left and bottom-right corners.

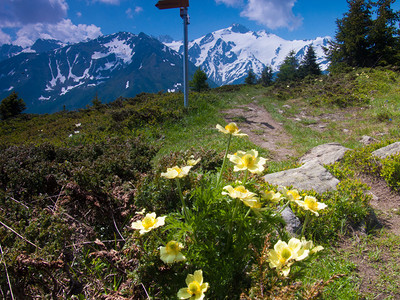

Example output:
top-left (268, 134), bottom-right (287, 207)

top-left (381, 153), bottom-right (400, 191)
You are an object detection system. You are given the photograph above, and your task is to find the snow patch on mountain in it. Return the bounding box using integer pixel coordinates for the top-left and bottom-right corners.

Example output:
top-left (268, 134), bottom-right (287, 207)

top-left (103, 37), bottom-right (135, 64)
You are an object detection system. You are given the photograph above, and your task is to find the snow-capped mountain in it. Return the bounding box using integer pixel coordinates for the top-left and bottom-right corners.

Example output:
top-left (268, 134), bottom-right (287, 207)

top-left (0, 32), bottom-right (196, 113)
top-left (165, 24), bottom-right (331, 85)
top-left (0, 24), bottom-right (332, 114)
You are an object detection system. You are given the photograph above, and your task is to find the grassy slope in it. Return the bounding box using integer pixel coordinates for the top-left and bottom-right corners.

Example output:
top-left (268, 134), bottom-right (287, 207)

top-left (1, 68), bottom-right (400, 298)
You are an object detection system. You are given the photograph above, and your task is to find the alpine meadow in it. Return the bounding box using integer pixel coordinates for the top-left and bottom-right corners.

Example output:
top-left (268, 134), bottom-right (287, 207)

top-left (1, 0), bottom-right (400, 299)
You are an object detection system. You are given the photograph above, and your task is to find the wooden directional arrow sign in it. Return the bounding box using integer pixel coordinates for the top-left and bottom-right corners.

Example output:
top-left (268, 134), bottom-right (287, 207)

top-left (155, 0), bottom-right (189, 9)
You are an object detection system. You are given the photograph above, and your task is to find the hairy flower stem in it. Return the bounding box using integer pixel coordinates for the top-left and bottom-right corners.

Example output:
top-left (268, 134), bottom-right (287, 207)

top-left (278, 200), bottom-right (291, 214)
top-left (152, 231), bottom-right (164, 245)
top-left (236, 208), bottom-right (252, 242)
top-left (176, 179), bottom-right (188, 220)
top-left (217, 134), bottom-right (232, 186)
top-left (301, 212), bottom-right (311, 237)
top-left (242, 169), bottom-right (249, 185)
top-left (226, 198), bottom-right (240, 251)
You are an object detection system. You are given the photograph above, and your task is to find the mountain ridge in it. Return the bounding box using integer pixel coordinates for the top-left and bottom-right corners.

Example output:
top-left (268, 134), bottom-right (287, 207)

top-left (165, 23), bottom-right (330, 85)
top-left (0, 24), bottom-right (330, 114)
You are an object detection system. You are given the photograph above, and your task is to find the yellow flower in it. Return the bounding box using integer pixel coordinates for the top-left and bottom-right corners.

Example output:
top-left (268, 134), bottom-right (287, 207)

top-left (227, 149), bottom-right (267, 174)
top-left (187, 156), bottom-right (201, 166)
top-left (222, 185), bottom-right (256, 199)
top-left (177, 270), bottom-right (209, 300)
top-left (280, 187), bottom-right (301, 201)
top-left (295, 195), bottom-right (327, 216)
top-left (160, 240), bottom-right (186, 264)
top-left (268, 238), bottom-right (308, 277)
top-left (262, 190), bottom-right (282, 203)
top-left (222, 185), bottom-right (261, 208)
top-left (131, 212), bottom-right (166, 235)
top-left (216, 122), bottom-right (247, 136)
top-left (297, 237), bottom-right (324, 258)
top-left (161, 166), bottom-right (192, 179)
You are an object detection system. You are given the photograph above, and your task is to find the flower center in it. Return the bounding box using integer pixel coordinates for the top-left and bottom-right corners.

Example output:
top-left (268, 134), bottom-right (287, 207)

top-left (166, 241), bottom-right (180, 255)
top-left (225, 123), bottom-right (238, 133)
top-left (142, 215), bottom-right (156, 229)
top-left (305, 198), bottom-right (318, 211)
top-left (287, 190), bottom-right (300, 201)
top-left (280, 247), bottom-right (292, 263)
top-left (234, 186), bottom-right (247, 193)
top-left (188, 281), bottom-right (201, 295)
top-left (242, 154), bottom-right (255, 167)
top-left (173, 166), bottom-right (182, 174)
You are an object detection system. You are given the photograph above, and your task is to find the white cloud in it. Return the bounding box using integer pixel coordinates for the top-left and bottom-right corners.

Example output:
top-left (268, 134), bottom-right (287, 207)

top-left (216, 0), bottom-right (302, 30)
top-left (92, 0), bottom-right (120, 4)
top-left (0, 29), bottom-right (12, 44)
top-left (126, 6), bottom-right (143, 19)
top-left (135, 6), bottom-right (143, 14)
top-left (76, 12), bottom-right (82, 18)
top-left (0, 0), bottom-right (68, 26)
top-left (215, 0), bottom-right (244, 6)
top-left (14, 19), bottom-right (102, 47)
top-left (126, 8), bottom-right (133, 19)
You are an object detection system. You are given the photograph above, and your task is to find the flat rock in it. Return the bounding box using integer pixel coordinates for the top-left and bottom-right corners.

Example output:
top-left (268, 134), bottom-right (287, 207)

top-left (264, 161), bottom-right (340, 194)
top-left (372, 141), bottom-right (400, 159)
top-left (299, 142), bottom-right (350, 165)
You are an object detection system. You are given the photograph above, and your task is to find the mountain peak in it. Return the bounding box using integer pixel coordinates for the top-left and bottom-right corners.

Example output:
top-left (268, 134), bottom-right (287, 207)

top-left (31, 39), bottom-right (65, 53)
top-left (230, 24), bottom-right (250, 34)
top-left (157, 35), bottom-right (174, 43)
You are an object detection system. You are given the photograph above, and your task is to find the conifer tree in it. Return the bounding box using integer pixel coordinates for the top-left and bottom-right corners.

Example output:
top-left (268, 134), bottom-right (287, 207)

top-left (245, 68), bottom-right (257, 85)
top-left (91, 92), bottom-right (103, 109)
top-left (326, 0), bottom-right (373, 70)
top-left (369, 0), bottom-right (400, 66)
top-left (189, 68), bottom-right (209, 92)
top-left (0, 91), bottom-right (26, 120)
top-left (259, 65), bottom-right (274, 86)
top-left (277, 50), bottom-right (299, 82)
top-left (299, 45), bottom-right (321, 77)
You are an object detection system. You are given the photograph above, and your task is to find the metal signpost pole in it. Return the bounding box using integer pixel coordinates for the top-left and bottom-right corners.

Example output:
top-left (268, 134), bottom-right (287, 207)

top-left (155, 0), bottom-right (190, 108)
top-left (181, 7), bottom-right (189, 108)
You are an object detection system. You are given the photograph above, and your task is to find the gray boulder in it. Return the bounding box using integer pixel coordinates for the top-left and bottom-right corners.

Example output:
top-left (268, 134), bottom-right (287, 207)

top-left (372, 141), bottom-right (400, 159)
top-left (299, 142), bottom-right (350, 165)
top-left (264, 161), bottom-right (340, 194)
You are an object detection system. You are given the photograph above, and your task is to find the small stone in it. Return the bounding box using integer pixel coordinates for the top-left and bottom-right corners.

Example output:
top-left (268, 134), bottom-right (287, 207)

top-left (280, 206), bottom-right (302, 236)
top-left (359, 135), bottom-right (378, 145)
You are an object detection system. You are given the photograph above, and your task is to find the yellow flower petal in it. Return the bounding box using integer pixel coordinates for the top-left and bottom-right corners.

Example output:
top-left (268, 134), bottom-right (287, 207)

top-left (216, 123), bottom-right (247, 136)
top-left (177, 288), bottom-right (191, 299)
top-left (228, 149), bottom-right (267, 174)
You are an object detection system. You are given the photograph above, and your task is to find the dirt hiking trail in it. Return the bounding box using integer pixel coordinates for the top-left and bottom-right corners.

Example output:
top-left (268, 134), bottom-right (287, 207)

top-left (222, 102), bottom-right (296, 161)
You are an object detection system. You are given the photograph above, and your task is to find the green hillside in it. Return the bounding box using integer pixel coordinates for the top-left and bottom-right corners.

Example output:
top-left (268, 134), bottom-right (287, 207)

top-left (1, 67), bottom-right (400, 299)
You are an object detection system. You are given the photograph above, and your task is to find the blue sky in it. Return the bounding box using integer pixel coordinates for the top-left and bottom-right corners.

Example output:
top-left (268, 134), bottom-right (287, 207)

top-left (1, 0), bottom-right (399, 47)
